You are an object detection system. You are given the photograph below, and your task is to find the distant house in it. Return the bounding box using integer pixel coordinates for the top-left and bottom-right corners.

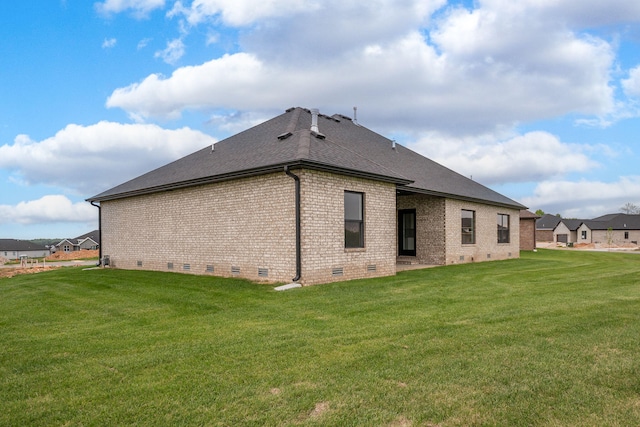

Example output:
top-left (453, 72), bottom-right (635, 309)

top-left (577, 214), bottom-right (640, 245)
top-left (553, 219), bottom-right (583, 244)
top-left (519, 210), bottom-right (539, 250)
top-left (0, 239), bottom-right (48, 261)
top-left (536, 214), bottom-right (562, 242)
top-left (543, 213), bottom-right (640, 246)
top-left (51, 230), bottom-right (100, 253)
top-left (88, 107), bottom-right (525, 285)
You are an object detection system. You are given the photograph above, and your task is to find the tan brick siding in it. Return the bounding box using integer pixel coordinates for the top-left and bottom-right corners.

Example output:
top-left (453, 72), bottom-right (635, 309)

top-left (396, 194), bottom-right (446, 265)
top-left (444, 200), bottom-right (520, 264)
top-left (101, 173), bottom-right (297, 283)
top-left (591, 229), bottom-right (640, 245)
top-left (298, 170), bottom-right (396, 285)
top-left (100, 167), bottom-right (519, 284)
top-left (101, 169), bottom-right (396, 285)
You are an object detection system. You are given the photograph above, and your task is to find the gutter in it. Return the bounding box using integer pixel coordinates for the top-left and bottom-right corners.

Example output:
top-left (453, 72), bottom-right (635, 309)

top-left (284, 166), bottom-right (301, 283)
top-left (87, 161), bottom-right (412, 203)
top-left (90, 201), bottom-right (102, 266)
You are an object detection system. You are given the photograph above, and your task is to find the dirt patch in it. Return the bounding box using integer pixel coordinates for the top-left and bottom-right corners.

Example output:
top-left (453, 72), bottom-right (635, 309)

top-left (46, 249), bottom-right (99, 261)
top-left (309, 401), bottom-right (330, 418)
top-left (0, 266), bottom-right (60, 279)
top-left (389, 416), bottom-right (416, 427)
top-left (574, 243), bottom-right (596, 249)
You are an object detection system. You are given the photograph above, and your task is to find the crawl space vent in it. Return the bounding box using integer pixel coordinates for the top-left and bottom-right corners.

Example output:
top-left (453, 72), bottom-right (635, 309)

top-left (332, 267), bottom-right (344, 276)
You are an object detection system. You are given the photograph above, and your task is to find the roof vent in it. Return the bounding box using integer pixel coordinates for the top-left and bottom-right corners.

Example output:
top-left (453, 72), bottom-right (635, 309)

top-left (310, 108), bottom-right (320, 133)
top-left (277, 132), bottom-right (292, 140)
top-left (353, 106), bottom-right (358, 125)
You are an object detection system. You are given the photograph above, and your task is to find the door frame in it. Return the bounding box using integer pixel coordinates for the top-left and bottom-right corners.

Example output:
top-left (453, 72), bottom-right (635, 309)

top-left (398, 209), bottom-right (417, 257)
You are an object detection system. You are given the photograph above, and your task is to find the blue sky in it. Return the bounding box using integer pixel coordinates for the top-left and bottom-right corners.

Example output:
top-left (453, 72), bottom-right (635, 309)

top-left (2, 0), bottom-right (640, 239)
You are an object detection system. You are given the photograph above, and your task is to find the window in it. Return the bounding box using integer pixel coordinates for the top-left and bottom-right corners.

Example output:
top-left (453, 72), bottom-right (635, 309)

top-left (581, 230), bottom-right (587, 239)
top-left (345, 191), bottom-right (364, 248)
top-left (63, 245), bottom-right (70, 252)
top-left (461, 210), bottom-right (475, 244)
top-left (497, 214), bottom-right (510, 243)
top-left (625, 231), bottom-right (629, 240)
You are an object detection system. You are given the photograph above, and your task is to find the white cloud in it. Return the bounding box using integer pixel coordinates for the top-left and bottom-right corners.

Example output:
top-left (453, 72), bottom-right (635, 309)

top-left (410, 131), bottom-right (601, 185)
top-left (622, 65), bottom-right (640, 98)
top-left (95, 0), bottom-right (165, 17)
top-left (168, 0), bottom-right (319, 26)
top-left (102, 37), bottom-right (117, 49)
top-left (0, 195), bottom-right (96, 225)
top-left (107, 0), bottom-right (616, 135)
top-left (0, 122), bottom-right (216, 196)
top-left (522, 176), bottom-right (640, 218)
top-left (154, 38), bottom-right (185, 64)
top-left (137, 37), bottom-right (152, 49)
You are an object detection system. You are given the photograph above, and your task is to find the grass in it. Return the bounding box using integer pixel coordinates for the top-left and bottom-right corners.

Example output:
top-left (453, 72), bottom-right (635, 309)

top-left (1, 249), bottom-right (639, 426)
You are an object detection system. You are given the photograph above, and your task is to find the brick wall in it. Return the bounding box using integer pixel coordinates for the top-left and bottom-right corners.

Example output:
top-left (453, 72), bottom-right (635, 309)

top-left (101, 169), bottom-right (397, 285)
top-left (101, 172), bottom-right (297, 283)
top-left (298, 170), bottom-right (396, 285)
top-left (444, 200), bottom-right (520, 264)
top-left (536, 230), bottom-right (554, 242)
top-left (591, 229), bottom-right (640, 245)
top-left (396, 194), bottom-right (446, 265)
top-left (519, 218), bottom-right (536, 250)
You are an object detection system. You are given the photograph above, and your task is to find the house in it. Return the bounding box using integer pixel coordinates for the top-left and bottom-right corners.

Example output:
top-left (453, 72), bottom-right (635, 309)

top-left (577, 214), bottom-right (640, 246)
top-left (553, 218), bottom-right (583, 244)
top-left (87, 107), bottom-right (526, 285)
top-left (51, 230), bottom-right (100, 253)
top-left (0, 239), bottom-right (48, 261)
top-left (519, 210), bottom-right (539, 250)
top-left (536, 214), bottom-right (562, 242)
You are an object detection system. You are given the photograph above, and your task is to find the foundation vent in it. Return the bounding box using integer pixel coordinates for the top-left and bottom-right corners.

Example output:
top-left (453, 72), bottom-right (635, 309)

top-left (183, 263), bottom-right (191, 271)
top-left (459, 255), bottom-right (464, 261)
top-left (232, 266), bottom-right (241, 274)
top-left (258, 268), bottom-right (269, 278)
top-left (487, 254), bottom-right (491, 259)
top-left (367, 264), bottom-right (376, 272)
top-left (137, 260), bottom-right (142, 267)
top-left (206, 265), bottom-right (214, 273)
top-left (167, 262), bottom-right (173, 270)
top-left (332, 267), bottom-right (344, 276)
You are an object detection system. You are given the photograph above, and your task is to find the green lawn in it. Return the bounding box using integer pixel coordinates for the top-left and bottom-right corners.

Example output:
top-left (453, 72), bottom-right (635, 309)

top-left (1, 249), bottom-right (639, 426)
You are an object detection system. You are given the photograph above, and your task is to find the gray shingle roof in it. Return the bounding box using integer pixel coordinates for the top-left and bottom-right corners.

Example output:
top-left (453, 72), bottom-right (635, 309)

top-left (536, 214), bottom-right (562, 230)
top-left (88, 107), bottom-right (525, 209)
top-left (583, 214), bottom-right (640, 230)
top-left (0, 239), bottom-right (47, 252)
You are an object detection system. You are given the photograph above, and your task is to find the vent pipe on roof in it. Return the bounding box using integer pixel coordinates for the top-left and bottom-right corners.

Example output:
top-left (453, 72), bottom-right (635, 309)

top-left (310, 108), bottom-right (319, 133)
top-left (353, 106), bottom-right (358, 125)
top-left (392, 139), bottom-right (396, 150)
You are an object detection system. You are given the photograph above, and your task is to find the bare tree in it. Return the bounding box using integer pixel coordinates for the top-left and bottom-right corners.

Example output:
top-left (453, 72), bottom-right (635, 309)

top-left (620, 203), bottom-right (640, 214)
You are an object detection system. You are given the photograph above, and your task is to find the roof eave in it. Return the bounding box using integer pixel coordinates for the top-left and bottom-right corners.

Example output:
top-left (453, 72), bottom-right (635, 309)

top-left (397, 186), bottom-right (526, 210)
top-left (87, 160), bottom-right (412, 202)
